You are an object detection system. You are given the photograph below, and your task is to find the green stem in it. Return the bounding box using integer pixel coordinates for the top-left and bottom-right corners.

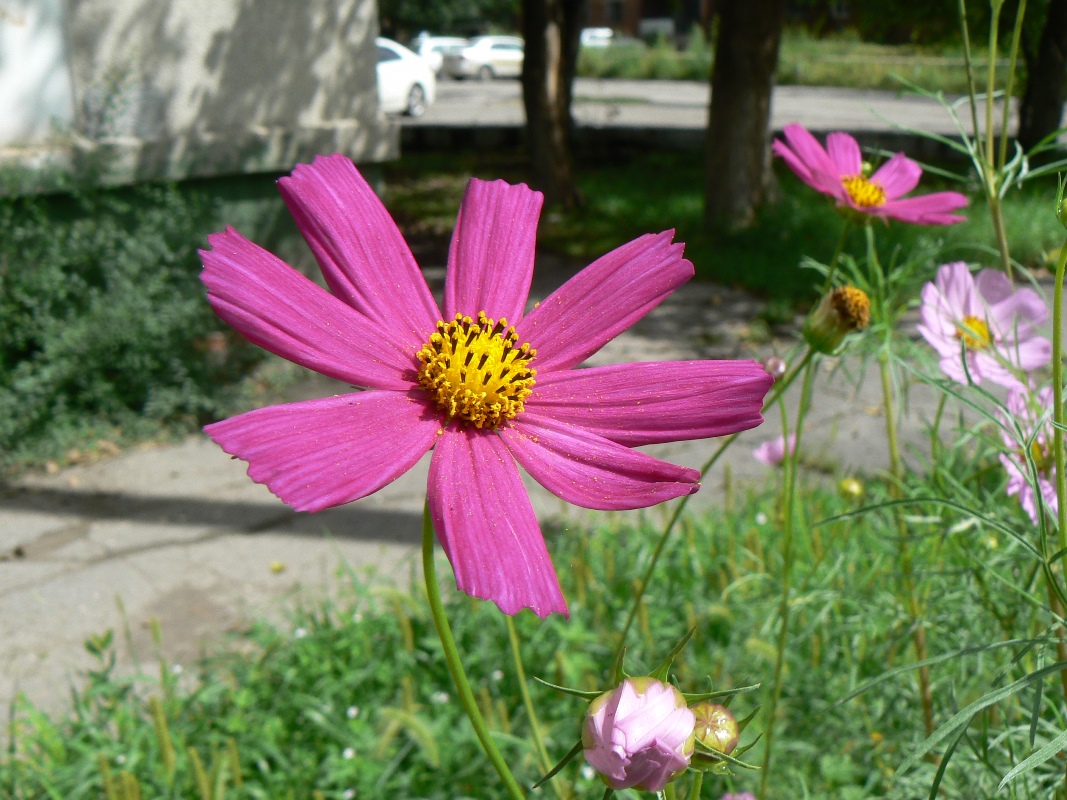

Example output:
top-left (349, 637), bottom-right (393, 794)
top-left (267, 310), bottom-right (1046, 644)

top-left (998, 0), bottom-right (1027, 171)
top-left (688, 771), bottom-right (703, 800)
top-left (1053, 239), bottom-right (1067, 561)
top-left (821, 220), bottom-right (853, 293)
top-left (758, 356), bottom-right (816, 800)
top-left (879, 351), bottom-right (935, 737)
top-left (507, 617), bottom-right (568, 800)
top-left (985, 0), bottom-right (1002, 175)
top-left (610, 348), bottom-right (815, 666)
top-left (422, 505), bottom-right (526, 800)
top-left (958, 0), bottom-right (981, 144)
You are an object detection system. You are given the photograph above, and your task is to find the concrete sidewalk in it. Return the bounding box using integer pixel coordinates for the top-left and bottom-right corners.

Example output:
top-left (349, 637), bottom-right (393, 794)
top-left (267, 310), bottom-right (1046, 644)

top-left (0, 248), bottom-right (952, 717)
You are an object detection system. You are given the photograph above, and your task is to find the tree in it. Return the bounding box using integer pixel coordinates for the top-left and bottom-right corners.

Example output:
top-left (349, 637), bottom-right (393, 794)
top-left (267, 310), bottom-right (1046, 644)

top-left (377, 0), bottom-right (519, 39)
top-left (1019, 0), bottom-right (1067, 152)
top-left (520, 0), bottom-right (586, 209)
top-left (704, 0), bottom-right (788, 231)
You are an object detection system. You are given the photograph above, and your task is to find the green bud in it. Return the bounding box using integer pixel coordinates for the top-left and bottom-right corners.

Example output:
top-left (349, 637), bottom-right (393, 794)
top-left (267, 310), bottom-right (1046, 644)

top-left (690, 702), bottom-right (738, 755)
top-left (802, 286), bottom-right (871, 355)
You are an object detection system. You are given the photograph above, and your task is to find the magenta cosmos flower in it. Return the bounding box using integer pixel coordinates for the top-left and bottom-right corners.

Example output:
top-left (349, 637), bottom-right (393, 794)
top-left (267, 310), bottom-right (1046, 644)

top-left (583, 677), bottom-right (696, 792)
top-left (998, 385), bottom-right (1057, 525)
top-left (199, 154), bottom-right (772, 619)
top-left (772, 124), bottom-right (967, 225)
top-left (752, 433), bottom-right (796, 467)
top-left (917, 262), bottom-right (1051, 389)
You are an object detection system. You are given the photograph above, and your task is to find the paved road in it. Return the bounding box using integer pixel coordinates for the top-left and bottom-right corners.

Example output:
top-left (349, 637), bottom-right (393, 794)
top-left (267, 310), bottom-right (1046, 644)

top-left (409, 77), bottom-right (1006, 136)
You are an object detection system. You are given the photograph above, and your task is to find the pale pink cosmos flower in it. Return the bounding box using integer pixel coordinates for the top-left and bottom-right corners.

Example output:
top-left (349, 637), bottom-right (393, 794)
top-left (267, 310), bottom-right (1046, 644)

top-left (917, 262), bottom-right (1051, 390)
top-left (772, 124), bottom-right (968, 225)
top-left (583, 677), bottom-right (696, 792)
top-left (998, 385), bottom-right (1057, 525)
top-left (200, 154), bottom-right (772, 619)
top-left (752, 433), bottom-right (797, 467)
top-left (718, 794), bottom-right (757, 800)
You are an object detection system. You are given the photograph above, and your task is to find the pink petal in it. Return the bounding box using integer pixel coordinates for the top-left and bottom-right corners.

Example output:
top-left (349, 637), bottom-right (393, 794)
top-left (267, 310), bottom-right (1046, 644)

top-left (988, 285), bottom-right (1049, 336)
top-left (204, 391), bottom-right (440, 513)
top-left (516, 231), bottom-right (693, 372)
top-left (869, 152), bottom-right (922, 199)
top-left (1002, 336), bottom-right (1052, 372)
top-left (526, 360), bottom-right (771, 445)
top-left (826, 131), bottom-right (862, 176)
top-left (778, 124), bottom-right (842, 195)
top-left (428, 426), bottom-right (567, 619)
top-left (880, 192), bottom-right (968, 225)
top-left (277, 154), bottom-right (441, 352)
top-left (501, 415), bottom-right (699, 510)
top-left (200, 228), bottom-right (417, 390)
top-left (443, 178), bottom-right (544, 324)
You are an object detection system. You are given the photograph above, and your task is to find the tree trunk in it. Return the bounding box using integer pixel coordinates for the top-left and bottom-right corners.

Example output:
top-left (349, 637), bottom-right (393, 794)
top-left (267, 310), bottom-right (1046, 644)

top-left (1019, 0), bottom-right (1067, 152)
top-left (704, 0), bottom-right (787, 231)
top-left (521, 0), bottom-right (585, 209)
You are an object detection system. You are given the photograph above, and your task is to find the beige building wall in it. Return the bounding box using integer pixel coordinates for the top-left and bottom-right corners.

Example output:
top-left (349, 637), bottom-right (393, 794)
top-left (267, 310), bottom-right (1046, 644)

top-left (1, 0), bottom-right (396, 189)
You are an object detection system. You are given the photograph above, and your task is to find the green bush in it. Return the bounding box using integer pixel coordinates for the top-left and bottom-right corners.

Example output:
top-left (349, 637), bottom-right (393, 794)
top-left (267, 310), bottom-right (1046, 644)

top-left (0, 183), bottom-right (264, 471)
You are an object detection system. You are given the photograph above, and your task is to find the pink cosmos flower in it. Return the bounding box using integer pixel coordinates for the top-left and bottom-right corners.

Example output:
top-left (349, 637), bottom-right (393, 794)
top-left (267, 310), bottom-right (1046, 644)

top-left (772, 124), bottom-right (968, 225)
top-left (200, 154), bottom-right (772, 619)
top-left (752, 433), bottom-right (797, 467)
top-left (917, 262), bottom-right (1051, 390)
top-left (583, 677), bottom-right (696, 792)
top-left (998, 385), bottom-right (1057, 525)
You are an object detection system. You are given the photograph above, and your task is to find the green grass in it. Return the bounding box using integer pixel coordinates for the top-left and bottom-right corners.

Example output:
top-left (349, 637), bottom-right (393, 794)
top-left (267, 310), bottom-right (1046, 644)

top-left (575, 27), bottom-right (1013, 94)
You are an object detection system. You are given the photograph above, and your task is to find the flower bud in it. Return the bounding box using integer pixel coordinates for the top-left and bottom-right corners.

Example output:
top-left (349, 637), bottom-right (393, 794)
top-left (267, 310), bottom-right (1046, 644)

top-left (802, 286), bottom-right (870, 354)
top-left (582, 677), bottom-right (696, 792)
top-left (762, 356), bottom-right (787, 381)
top-left (1058, 194), bottom-right (1067, 230)
top-left (690, 702), bottom-right (739, 755)
top-left (838, 476), bottom-right (864, 501)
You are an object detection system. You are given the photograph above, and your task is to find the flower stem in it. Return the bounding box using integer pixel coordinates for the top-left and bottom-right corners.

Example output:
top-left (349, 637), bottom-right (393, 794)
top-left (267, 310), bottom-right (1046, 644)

top-left (758, 356), bottom-right (816, 800)
top-left (998, 0), bottom-right (1027, 172)
top-left (422, 504), bottom-right (526, 800)
top-left (610, 348), bottom-right (815, 667)
top-left (688, 770), bottom-right (703, 800)
top-left (879, 351), bottom-right (935, 737)
top-left (821, 219), bottom-right (852, 293)
top-left (1054, 239), bottom-right (1067, 563)
top-left (507, 616), bottom-right (570, 800)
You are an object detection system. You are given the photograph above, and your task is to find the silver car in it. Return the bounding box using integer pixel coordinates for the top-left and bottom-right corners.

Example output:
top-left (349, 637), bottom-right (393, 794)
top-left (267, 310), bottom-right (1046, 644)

top-left (443, 35), bottom-right (524, 80)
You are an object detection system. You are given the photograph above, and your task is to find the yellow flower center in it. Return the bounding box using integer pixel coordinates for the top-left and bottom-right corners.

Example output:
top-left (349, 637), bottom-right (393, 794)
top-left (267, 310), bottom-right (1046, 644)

top-left (955, 315), bottom-right (992, 349)
top-left (1030, 439), bottom-right (1053, 473)
top-left (841, 175), bottom-right (887, 208)
top-left (830, 285), bottom-right (871, 330)
top-left (416, 312), bottom-right (536, 429)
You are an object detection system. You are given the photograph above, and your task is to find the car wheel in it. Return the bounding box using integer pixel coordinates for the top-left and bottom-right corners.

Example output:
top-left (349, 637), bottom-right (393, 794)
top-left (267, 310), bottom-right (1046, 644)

top-left (477, 65), bottom-right (493, 81)
top-left (405, 84), bottom-right (427, 117)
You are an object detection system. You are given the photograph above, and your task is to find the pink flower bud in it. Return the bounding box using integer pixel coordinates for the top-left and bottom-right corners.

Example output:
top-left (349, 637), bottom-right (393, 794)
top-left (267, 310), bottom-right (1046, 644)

top-left (582, 677), bottom-right (696, 792)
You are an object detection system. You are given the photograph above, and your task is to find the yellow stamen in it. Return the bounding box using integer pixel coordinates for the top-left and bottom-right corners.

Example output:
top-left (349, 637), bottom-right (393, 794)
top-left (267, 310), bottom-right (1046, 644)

top-left (1030, 440), bottom-right (1053, 473)
top-left (955, 315), bottom-right (992, 349)
top-left (841, 175), bottom-right (887, 208)
top-left (416, 311), bottom-right (536, 429)
top-left (830, 286), bottom-right (871, 330)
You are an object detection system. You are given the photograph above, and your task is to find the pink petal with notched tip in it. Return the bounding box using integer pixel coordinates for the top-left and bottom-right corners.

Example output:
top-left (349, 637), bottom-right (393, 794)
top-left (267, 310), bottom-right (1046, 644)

top-left (428, 426), bottom-right (568, 619)
top-left (277, 154), bottom-right (441, 353)
top-left (501, 415), bottom-right (699, 510)
top-left (870, 152), bottom-right (922, 199)
top-left (516, 231), bottom-right (693, 373)
top-left (204, 390), bottom-right (441, 513)
top-left (776, 124), bottom-right (843, 197)
top-left (444, 178), bottom-right (543, 324)
top-left (200, 228), bottom-right (417, 391)
top-left (988, 284), bottom-right (1049, 341)
top-left (880, 192), bottom-right (968, 225)
top-left (826, 131), bottom-right (863, 176)
top-left (526, 360), bottom-right (771, 446)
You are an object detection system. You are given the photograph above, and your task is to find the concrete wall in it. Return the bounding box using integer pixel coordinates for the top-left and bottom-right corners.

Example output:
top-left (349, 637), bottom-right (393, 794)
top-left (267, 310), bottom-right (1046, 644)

top-left (0, 0), bottom-right (395, 191)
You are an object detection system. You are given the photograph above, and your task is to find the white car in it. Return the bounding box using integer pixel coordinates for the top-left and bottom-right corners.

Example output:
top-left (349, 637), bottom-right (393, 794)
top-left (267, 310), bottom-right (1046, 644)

top-left (376, 37), bottom-right (437, 117)
top-left (443, 35), bottom-right (524, 80)
top-left (412, 35), bottom-right (469, 76)
top-left (580, 27), bottom-right (614, 48)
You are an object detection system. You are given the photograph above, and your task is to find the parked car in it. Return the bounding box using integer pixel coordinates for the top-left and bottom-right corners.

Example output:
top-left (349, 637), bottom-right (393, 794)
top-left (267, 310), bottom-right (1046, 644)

top-left (580, 27), bottom-right (614, 48)
top-left (376, 37), bottom-right (436, 117)
top-left (443, 35), bottom-right (524, 80)
top-left (411, 35), bottom-right (469, 77)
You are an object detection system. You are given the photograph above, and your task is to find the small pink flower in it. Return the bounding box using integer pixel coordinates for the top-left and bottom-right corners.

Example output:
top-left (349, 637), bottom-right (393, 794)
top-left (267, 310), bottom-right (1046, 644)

top-left (583, 677), bottom-right (696, 792)
top-left (917, 262), bottom-right (1051, 389)
top-left (998, 385), bottom-right (1057, 525)
top-left (772, 124), bottom-right (968, 225)
top-left (200, 155), bottom-right (773, 619)
top-left (752, 433), bottom-right (796, 466)
top-left (718, 794), bottom-right (757, 800)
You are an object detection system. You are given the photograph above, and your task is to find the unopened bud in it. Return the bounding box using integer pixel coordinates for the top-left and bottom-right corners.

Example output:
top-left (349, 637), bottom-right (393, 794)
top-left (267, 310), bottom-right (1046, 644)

top-left (691, 702), bottom-right (739, 755)
top-left (802, 286), bottom-right (870, 354)
top-left (838, 476), bottom-right (864, 501)
top-left (762, 356), bottom-right (787, 381)
top-left (1058, 195), bottom-right (1067, 230)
